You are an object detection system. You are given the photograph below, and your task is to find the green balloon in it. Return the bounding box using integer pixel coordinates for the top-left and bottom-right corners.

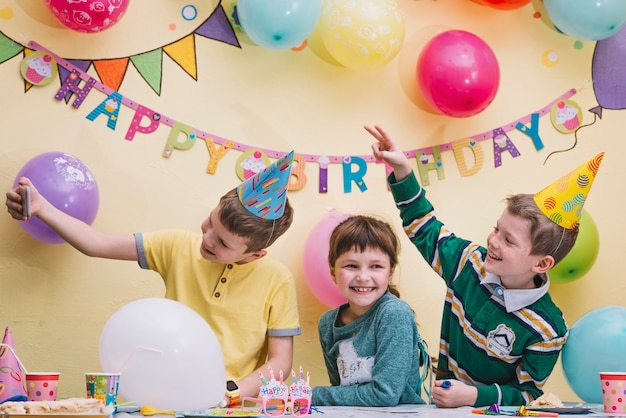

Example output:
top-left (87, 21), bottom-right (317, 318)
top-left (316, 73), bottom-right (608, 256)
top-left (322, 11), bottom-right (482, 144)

top-left (550, 210), bottom-right (600, 284)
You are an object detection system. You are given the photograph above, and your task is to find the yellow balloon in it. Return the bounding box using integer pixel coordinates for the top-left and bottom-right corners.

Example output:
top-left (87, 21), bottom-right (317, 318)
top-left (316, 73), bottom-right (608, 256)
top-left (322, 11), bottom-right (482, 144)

top-left (321, 0), bottom-right (405, 70)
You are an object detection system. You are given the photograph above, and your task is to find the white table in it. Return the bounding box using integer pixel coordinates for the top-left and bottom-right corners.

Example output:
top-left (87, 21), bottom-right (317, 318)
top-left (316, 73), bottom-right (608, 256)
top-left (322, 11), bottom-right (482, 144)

top-left (308, 404), bottom-right (607, 418)
top-left (116, 403), bottom-right (609, 418)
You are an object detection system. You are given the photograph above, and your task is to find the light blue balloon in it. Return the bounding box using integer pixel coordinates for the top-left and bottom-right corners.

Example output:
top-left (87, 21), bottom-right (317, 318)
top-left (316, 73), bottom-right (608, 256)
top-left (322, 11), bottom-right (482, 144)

top-left (237, 0), bottom-right (322, 50)
top-left (561, 306), bottom-right (626, 403)
top-left (544, 0), bottom-right (626, 40)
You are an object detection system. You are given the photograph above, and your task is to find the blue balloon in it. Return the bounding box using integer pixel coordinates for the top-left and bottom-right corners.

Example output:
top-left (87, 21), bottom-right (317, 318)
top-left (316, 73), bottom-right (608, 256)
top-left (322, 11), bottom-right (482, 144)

top-left (544, 0), bottom-right (626, 40)
top-left (237, 0), bottom-right (322, 50)
top-left (562, 306), bottom-right (626, 403)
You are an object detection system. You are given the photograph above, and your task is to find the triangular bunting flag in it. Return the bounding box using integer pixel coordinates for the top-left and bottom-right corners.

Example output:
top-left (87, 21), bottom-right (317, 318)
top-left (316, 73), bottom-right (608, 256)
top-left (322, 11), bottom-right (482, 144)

top-left (22, 48), bottom-right (34, 93)
top-left (194, 4), bottom-right (240, 47)
top-left (93, 58), bottom-right (130, 91)
top-left (130, 49), bottom-right (164, 95)
top-left (0, 32), bottom-right (24, 64)
top-left (163, 35), bottom-right (198, 80)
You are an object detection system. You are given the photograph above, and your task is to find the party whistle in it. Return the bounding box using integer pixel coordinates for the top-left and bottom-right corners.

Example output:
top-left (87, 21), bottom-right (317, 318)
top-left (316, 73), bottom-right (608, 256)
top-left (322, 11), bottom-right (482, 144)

top-left (516, 406), bottom-right (559, 417)
top-left (472, 410), bottom-right (501, 415)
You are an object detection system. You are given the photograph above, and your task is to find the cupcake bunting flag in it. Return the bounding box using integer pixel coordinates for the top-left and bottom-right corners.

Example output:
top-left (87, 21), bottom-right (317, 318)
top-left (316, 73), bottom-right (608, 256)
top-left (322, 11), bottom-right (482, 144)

top-left (534, 152), bottom-right (605, 229)
top-left (0, 326), bottom-right (28, 403)
top-left (237, 151), bottom-right (295, 220)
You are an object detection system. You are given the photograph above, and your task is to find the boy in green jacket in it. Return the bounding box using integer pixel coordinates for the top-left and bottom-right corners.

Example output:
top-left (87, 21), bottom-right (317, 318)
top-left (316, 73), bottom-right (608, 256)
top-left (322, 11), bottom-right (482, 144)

top-left (366, 124), bottom-right (603, 407)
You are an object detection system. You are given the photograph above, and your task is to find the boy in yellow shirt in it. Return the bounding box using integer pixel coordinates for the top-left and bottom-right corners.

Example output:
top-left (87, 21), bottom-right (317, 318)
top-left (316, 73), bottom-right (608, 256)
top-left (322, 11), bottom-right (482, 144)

top-left (6, 151), bottom-right (300, 406)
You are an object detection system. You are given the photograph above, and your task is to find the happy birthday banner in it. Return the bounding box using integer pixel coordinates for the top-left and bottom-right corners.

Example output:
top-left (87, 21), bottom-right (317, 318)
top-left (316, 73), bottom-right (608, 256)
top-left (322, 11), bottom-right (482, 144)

top-left (26, 40), bottom-right (578, 194)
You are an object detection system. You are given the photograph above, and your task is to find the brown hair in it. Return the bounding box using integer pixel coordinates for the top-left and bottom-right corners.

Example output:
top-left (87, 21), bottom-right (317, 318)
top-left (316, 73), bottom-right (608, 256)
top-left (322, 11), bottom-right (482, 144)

top-left (327, 215), bottom-right (402, 298)
top-left (218, 188), bottom-right (294, 252)
top-left (505, 194), bottom-right (579, 264)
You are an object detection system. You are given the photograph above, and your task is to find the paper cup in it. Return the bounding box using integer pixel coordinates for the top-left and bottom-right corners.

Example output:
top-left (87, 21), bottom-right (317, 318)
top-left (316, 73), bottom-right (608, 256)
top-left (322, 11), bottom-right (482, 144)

top-left (600, 372), bottom-right (626, 415)
top-left (85, 372), bottom-right (121, 407)
top-left (25, 372), bottom-right (60, 401)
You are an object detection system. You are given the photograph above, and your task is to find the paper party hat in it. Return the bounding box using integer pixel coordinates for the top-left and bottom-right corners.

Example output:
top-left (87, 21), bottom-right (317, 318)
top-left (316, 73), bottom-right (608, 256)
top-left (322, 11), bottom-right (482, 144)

top-left (237, 151), bottom-right (294, 220)
top-left (534, 152), bottom-right (604, 229)
top-left (0, 326), bottom-right (28, 403)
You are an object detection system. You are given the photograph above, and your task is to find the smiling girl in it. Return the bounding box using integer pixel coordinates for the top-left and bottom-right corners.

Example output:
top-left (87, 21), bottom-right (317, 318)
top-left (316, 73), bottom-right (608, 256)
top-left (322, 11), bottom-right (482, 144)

top-left (312, 215), bottom-right (430, 407)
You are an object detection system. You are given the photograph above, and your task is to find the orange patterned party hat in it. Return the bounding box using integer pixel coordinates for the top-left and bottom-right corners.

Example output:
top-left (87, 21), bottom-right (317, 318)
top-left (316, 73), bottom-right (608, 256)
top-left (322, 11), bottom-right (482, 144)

top-left (0, 326), bottom-right (28, 403)
top-left (237, 151), bottom-right (294, 220)
top-left (534, 152), bottom-right (604, 229)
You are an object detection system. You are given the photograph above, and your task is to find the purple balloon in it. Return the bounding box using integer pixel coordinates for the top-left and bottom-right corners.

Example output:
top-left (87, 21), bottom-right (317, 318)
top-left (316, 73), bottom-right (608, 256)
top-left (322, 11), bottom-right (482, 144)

top-left (590, 25), bottom-right (626, 118)
top-left (13, 152), bottom-right (99, 244)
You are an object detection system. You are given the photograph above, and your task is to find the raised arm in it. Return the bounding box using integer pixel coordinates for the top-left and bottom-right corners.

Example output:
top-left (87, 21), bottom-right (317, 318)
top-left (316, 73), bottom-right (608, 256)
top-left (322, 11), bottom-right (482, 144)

top-left (364, 125), bottom-right (412, 181)
top-left (6, 177), bottom-right (138, 261)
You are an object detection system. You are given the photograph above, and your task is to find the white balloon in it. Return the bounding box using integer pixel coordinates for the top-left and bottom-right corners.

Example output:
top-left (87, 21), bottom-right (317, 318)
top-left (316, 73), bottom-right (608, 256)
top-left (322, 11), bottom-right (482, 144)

top-left (99, 298), bottom-right (225, 410)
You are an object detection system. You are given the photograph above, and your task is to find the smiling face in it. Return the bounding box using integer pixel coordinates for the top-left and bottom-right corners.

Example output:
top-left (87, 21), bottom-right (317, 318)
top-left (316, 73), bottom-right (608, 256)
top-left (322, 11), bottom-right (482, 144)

top-left (484, 209), bottom-right (552, 289)
top-left (331, 246), bottom-right (394, 321)
top-left (199, 208), bottom-right (261, 265)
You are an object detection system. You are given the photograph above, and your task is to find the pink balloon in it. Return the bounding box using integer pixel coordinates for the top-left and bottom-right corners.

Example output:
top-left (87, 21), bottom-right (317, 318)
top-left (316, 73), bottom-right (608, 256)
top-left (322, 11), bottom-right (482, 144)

top-left (417, 30), bottom-right (500, 118)
top-left (45, 0), bottom-right (130, 33)
top-left (302, 210), bottom-right (350, 308)
top-left (13, 152), bottom-right (99, 244)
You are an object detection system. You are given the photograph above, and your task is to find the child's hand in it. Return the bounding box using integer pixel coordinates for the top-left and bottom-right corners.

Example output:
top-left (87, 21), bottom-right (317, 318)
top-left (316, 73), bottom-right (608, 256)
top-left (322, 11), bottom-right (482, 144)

top-left (6, 177), bottom-right (40, 221)
top-left (364, 125), bottom-right (412, 181)
top-left (432, 380), bottom-right (478, 408)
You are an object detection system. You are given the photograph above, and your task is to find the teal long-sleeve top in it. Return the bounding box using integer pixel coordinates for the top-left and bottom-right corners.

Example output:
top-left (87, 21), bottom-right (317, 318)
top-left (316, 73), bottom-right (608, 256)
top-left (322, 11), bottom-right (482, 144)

top-left (312, 292), bottom-right (426, 406)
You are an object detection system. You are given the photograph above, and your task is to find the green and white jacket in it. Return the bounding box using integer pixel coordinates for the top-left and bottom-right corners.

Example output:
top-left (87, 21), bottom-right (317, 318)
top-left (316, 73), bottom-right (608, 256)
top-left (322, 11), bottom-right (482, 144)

top-left (389, 171), bottom-right (568, 407)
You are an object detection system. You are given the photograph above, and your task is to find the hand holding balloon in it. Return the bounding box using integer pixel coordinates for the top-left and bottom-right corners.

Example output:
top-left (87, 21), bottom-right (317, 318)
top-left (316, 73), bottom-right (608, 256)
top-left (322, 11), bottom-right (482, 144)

top-left (6, 179), bottom-right (38, 221)
top-left (9, 152), bottom-right (99, 244)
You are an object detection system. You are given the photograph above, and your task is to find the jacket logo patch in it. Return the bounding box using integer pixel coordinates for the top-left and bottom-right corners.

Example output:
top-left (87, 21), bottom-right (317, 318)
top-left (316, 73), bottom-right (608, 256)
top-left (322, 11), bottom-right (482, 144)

top-left (487, 324), bottom-right (515, 357)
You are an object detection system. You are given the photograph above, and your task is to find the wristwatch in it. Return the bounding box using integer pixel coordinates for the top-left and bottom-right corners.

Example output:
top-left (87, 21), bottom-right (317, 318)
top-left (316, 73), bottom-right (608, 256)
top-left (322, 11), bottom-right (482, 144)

top-left (225, 380), bottom-right (240, 406)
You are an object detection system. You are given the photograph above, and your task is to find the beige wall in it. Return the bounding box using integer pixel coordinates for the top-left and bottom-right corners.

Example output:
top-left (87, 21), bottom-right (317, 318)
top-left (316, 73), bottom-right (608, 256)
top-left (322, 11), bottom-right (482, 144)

top-left (0, 0), bottom-right (624, 403)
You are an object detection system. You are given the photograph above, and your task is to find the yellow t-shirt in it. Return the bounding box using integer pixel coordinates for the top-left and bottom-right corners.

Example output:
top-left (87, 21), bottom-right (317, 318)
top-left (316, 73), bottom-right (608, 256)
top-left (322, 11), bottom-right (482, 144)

top-left (136, 230), bottom-right (301, 380)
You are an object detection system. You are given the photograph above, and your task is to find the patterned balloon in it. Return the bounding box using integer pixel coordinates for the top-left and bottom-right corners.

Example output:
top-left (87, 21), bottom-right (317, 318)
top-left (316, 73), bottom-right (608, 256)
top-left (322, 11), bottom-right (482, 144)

top-left (320, 0), bottom-right (405, 70)
top-left (45, 0), bottom-right (130, 33)
top-left (13, 152), bottom-right (99, 244)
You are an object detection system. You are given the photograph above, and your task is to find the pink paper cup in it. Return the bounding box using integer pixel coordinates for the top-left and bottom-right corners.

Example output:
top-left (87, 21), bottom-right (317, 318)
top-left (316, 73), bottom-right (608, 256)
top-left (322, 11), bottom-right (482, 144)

top-left (601, 372), bottom-right (626, 415)
top-left (25, 372), bottom-right (60, 401)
